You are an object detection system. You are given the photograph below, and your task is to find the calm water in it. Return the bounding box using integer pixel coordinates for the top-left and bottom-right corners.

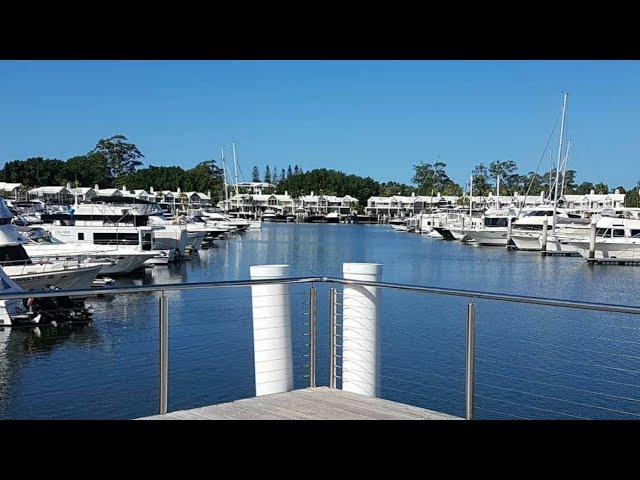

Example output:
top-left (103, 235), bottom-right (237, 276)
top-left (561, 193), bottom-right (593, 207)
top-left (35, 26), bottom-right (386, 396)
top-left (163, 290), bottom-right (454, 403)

top-left (2, 223), bottom-right (640, 419)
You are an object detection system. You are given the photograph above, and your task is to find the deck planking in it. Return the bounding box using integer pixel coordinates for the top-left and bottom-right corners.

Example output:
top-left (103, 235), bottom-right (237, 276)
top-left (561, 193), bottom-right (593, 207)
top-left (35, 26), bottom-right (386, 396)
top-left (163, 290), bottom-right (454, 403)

top-left (140, 387), bottom-right (461, 420)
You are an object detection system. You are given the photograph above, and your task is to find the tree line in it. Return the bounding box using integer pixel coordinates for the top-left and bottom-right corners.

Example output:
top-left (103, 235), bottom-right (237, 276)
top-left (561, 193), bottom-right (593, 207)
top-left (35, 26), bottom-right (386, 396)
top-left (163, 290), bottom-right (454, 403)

top-left (0, 135), bottom-right (226, 201)
top-left (3, 139), bottom-right (639, 207)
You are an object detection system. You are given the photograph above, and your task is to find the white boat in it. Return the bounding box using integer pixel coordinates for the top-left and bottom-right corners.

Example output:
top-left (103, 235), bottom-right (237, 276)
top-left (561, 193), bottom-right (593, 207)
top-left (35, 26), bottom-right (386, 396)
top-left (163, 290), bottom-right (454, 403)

top-left (325, 212), bottom-right (340, 224)
top-left (20, 226), bottom-right (160, 275)
top-left (200, 210), bottom-right (250, 231)
top-left (261, 209), bottom-right (278, 222)
top-left (42, 198), bottom-right (181, 262)
top-left (568, 217), bottom-right (640, 261)
top-left (511, 206), bottom-right (589, 251)
top-left (0, 199), bottom-right (106, 290)
top-left (465, 208), bottom-right (518, 246)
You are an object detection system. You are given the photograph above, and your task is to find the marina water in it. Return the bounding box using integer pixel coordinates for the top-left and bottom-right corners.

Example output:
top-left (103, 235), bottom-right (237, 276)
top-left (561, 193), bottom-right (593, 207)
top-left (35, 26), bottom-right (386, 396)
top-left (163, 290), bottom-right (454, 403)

top-left (2, 223), bottom-right (640, 419)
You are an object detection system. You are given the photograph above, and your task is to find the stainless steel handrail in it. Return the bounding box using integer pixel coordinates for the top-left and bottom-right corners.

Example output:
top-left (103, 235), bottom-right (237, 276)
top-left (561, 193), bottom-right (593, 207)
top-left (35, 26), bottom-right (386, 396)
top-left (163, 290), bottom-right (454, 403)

top-left (2, 275), bottom-right (639, 316)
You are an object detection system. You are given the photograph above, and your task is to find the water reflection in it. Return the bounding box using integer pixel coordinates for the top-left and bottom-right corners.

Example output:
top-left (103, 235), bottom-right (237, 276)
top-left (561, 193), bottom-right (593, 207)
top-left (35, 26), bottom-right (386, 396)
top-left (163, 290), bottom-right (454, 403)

top-left (1, 224), bottom-right (640, 419)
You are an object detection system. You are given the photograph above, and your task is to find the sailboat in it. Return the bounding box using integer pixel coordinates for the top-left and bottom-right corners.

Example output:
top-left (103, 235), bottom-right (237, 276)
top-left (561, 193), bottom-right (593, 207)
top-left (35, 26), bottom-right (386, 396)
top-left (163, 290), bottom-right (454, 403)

top-left (512, 92), bottom-right (574, 251)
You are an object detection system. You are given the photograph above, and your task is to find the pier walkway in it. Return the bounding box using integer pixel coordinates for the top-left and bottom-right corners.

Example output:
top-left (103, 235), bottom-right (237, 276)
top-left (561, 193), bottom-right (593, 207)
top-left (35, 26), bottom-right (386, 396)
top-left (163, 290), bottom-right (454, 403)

top-left (140, 387), bottom-right (460, 420)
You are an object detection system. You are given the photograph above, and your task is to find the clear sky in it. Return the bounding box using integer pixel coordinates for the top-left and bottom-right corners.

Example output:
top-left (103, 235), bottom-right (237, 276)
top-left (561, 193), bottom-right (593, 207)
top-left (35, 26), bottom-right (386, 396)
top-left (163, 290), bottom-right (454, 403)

top-left (0, 60), bottom-right (638, 189)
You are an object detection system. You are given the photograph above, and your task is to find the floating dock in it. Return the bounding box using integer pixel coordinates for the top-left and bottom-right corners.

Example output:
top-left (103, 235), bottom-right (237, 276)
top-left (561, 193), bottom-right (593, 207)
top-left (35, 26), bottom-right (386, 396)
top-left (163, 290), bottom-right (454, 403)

top-left (140, 387), bottom-right (460, 420)
top-left (541, 251), bottom-right (581, 257)
top-left (586, 258), bottom-right (640, 266)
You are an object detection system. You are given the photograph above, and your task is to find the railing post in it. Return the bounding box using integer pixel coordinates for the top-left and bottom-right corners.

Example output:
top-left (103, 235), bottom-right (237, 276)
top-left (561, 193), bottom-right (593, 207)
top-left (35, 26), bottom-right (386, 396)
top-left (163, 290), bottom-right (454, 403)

top-left (159, 290), bottom-right (169, 415)
top-left (308, 286), bottom-right (317, 388)
top-left (328, 287), bottom-right (337, 389)
top-left (465, 302), bottom-right (475, 420)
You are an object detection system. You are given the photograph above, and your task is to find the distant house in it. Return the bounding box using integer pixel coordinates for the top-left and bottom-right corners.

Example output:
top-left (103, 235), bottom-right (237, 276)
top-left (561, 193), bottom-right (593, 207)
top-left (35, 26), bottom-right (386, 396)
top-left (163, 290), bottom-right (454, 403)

top-left (95, 188), bottom-right (123, 197)
top-left (183, 191), bottom-right (211, 208)
top-left (28, 186), bottom-right (74, 205)
top-left (70, 187), bottom-right (97, 202)
top-left (0, 182), bottom-right (25, 200)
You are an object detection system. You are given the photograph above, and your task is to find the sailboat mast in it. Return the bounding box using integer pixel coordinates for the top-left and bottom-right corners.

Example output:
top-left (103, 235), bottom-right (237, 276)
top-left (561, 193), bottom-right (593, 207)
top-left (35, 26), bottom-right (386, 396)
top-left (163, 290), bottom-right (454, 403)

top-left (221, 146), bottom-right (229, 212)
top-left (469, 174), bottom-right (473, 219)
top-left (496, 174), bottom-right (500, 209)
top-left (232, 142), bottom-right (241, 213)
top-left (559, 139), bottom-right (571, 199)
top-left (552, 93), bottom-right (568, 228)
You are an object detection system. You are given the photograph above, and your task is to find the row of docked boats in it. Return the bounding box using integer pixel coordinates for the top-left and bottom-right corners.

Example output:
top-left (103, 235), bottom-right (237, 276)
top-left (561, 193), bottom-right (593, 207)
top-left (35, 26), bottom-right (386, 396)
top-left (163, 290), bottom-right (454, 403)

top-left (0, 195), bottom-right (259, 326)
top-left (394, 204), bottom-right (640, 262)
top-left (394, 92), bottom-right (640, 262)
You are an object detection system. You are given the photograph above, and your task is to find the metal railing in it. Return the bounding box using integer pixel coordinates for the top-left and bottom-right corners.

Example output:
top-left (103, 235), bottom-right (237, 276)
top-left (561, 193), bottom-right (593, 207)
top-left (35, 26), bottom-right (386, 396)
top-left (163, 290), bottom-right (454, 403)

top-left (2, 275), bottom-right (640, 419)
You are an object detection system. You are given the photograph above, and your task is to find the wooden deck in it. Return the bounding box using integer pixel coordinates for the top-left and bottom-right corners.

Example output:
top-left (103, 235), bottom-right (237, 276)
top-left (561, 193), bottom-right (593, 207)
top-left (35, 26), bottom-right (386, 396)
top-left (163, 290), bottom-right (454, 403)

top-left (140, 387), bottom-right (461, 420)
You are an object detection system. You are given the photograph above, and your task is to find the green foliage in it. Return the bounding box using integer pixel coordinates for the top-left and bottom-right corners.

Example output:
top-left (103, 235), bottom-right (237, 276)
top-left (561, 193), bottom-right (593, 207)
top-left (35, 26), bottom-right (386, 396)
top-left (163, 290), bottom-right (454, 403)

top-left (252, 166), bottom-right (260, 182)
top-left (1, 157), bottom-right (65, 187)
top-left (574, 182), bottom-right (595, 195)
top-left (625, 188), bottom-right (640, 207)
top-left (91, 135), bottom-right (144, 178)
top-left (183, 160), bottom-right (224, 201)
top-left (594, 182), bottom-right (609, 194)
top-left (471, 163), bottom-right (492, 196)
top-left (412, 161), bottom-right (460, 196)
top-left (117, 165), bottom-right (187, 192)
top-left (276, 168), bottom-right (380, 204)
top-left (488, 160), bottom-right (519, 194)
top-left (116, 160), bottom-right (224, 202)
top-left (264, 166), bottom-right (271, 183)
top-left (57, 153), bottom-right (112, 188)
top-left (377, 181), bottom-right (416, 197)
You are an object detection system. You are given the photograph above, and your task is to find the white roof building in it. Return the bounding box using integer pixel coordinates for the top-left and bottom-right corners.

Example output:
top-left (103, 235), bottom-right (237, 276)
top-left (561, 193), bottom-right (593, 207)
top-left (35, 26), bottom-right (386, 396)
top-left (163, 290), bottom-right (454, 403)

top-left (0, 182), bottom-right (22, 193)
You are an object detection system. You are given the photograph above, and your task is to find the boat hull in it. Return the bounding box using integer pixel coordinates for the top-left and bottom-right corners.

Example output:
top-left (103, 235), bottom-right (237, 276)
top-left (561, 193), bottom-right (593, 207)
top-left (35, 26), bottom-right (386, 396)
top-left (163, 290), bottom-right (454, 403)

top-left (569, 240), bottom-right (640, 260)
top-left (511, 233), bottom-right (542, 251)
top-left (5, 264), bottom-right (104, 290)
top-left (466, 228), bottom-right (509, 246)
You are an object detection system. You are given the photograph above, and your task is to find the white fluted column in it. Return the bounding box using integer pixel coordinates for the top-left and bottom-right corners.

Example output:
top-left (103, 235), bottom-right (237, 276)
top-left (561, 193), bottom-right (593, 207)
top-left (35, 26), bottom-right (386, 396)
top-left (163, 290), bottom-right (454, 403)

top-left (250, 264), bottom-right (293, 396)
top-left (341, 263), bottom-right (382, 397)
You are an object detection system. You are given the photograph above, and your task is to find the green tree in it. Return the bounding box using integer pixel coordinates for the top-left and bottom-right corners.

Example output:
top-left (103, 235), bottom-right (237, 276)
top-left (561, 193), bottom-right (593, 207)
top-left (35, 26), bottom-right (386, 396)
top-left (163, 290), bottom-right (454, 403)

top-left (412, 161), bottom-right (460, 196)
top-left (183, 160), bottom-right (225, 201)
top-left (594, 182), bottom-right (609, 194)
top-left (488, 160), bottom-right (519, 194)
top-left (91, 135), bottom-right (144, 179)
top-left (276, 168), bottom-right (379, 206)
top-left (264, 166), bottom-right (272, 183)
top-left (1, 157), bottom-right (65, 187)
top-left (575, 182), bottom-right (595, 195)
top-left (377, 181), bottom-right (415, 197)
top-left (58, 153), bottom-right (112, 188)
top-left (287, 165), bottom-right (293, 178)
top-left (251, 166), bottom-right (260, 182)
top-left (625, 187), bottom-right (640, 207)
top-left (117, 165), bottom-right (186, 191)
top-left (471, 163), bottom-right (492, 196)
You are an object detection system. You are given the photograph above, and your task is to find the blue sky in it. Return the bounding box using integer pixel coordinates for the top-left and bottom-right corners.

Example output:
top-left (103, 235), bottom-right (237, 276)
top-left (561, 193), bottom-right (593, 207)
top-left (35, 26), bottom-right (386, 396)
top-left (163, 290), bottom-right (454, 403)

top-left (0, 60), bottom-right (638, 188)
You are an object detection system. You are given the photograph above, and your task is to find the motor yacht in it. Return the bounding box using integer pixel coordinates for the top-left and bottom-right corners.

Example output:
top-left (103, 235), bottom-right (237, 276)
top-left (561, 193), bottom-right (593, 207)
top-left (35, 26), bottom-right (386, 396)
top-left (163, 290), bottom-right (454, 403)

top-left (464, 208), bottom-right (519, 246)
top-left (568, 217), bottom-right (640, 261)
top-left (0, 199), bottom-right (106, 290)
top-left (19, 226), bottom-right (160, 275)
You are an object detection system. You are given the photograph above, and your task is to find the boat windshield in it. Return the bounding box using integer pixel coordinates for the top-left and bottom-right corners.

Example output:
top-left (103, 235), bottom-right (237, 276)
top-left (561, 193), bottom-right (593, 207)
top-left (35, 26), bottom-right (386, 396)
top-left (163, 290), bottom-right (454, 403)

top-left (484, 217), bottom-right (508, 227)
top-left (24, 229), bottom-right (64, 244)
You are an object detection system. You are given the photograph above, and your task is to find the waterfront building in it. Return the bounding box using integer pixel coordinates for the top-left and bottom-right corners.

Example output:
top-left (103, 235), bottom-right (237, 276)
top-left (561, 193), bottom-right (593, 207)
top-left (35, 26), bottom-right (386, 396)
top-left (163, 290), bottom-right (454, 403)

top-left (28, 185), bottom-right (74, 205)
top-left (0, 182), bottom-right (26, 201)
top-left (70, 187), bottom-right (98, 202)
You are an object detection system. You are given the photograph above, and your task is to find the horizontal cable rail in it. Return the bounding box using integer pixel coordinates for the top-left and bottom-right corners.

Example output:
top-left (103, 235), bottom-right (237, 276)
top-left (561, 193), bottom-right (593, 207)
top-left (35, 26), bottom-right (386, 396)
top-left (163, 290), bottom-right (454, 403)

top-left (4, 273), bottom-right (640, 420)
top-left (1, 275), bottom-right (640, 316)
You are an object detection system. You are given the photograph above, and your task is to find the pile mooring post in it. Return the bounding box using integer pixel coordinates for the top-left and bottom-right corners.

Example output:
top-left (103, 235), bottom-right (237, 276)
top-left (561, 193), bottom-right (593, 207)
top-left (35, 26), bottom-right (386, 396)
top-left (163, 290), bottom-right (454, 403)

top-left (250, 264), bottom-right (294, 396)
top-left (341, 263), bottom-right (382, 397)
